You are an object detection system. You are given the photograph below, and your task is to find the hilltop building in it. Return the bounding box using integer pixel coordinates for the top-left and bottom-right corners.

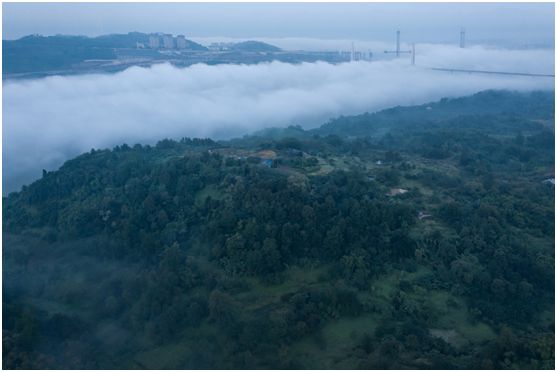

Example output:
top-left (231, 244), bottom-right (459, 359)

top-left (149, 34), bottom-right (160, 49)
top-left (176, 35), bottom-right (187, 49)
top-left (208, 42), bottom-right (234, 51)
top-left (162, 34), bottom-right (174, 49)
top-left (339, 50), bottom-right (372, 62)
top-left (256, 150), bottom-right (277, 159)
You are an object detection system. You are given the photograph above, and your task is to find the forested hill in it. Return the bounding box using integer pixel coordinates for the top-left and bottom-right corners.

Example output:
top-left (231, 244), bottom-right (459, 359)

top-left (2, 33), bottom-right (207, 74)
top-left (230, 40), bottom-right (281, 52)
top-left (317, 90), bottom-right (554, 137)
top-left (3, 90), bottom-right (555, 369)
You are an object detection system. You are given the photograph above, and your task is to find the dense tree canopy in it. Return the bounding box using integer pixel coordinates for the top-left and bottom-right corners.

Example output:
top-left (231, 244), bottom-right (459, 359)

top-left (3, 90), bottom-right (554, 369)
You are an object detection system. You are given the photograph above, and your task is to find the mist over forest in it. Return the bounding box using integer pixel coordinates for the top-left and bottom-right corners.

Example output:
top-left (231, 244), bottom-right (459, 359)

top-left (3, 44), bottom-right (554, 193)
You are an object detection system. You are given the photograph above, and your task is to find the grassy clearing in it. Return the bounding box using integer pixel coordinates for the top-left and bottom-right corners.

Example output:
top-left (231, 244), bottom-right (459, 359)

top-left (360, 264), bottom-right (496, 348)
top-left (133, 339), bottom-right (192, 369)
top-left (132, 322), bottom-right (218, 369)
top-left (290, 314), bottom-right (379, 369)
top-left (195, 185), bottom-right (225, 206)
top-left (422, 289), bottom-right (496, 345)
top-left (321, 314), bottom-right (379, 348)
top-left (239, 265), bottom-right (327, 310)
top-left (538, 309), bottom-right (555, 328)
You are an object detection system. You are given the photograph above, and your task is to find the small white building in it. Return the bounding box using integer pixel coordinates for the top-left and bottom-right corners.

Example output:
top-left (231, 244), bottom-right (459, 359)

top-left (208, 42), bottom-right (234, 51)
top-left (418, 211), bottom-right (432, 220)
top-left (387, 188), bottom-right (408, 197)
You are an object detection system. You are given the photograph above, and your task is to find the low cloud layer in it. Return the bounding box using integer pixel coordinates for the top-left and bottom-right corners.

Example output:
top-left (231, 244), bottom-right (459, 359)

top-left (3, 45), bottom-right (554, 193)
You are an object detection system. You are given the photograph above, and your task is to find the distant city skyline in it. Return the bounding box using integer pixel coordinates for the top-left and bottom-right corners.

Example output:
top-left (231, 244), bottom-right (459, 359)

top-left (3, 2), bottom-right (555, 47)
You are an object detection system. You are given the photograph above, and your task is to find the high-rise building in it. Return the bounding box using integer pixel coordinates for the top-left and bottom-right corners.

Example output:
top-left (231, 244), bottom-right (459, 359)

top-left (176, 35), bottom-right (187, 49)
top-left (162, 34), bottom-right (174, 49)
top-left (149, 35), bottom-right (160, 49)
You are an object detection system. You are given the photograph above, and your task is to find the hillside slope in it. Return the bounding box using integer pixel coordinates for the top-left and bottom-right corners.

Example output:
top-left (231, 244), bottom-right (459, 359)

top-left (3, 90), bottom-right (554, 369)
top-left (3, 32), bottom-right (207, 74)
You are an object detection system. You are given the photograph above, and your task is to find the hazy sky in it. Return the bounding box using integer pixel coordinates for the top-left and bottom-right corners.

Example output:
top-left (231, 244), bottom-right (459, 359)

top-left (2, 2), bottom-right (555, 47)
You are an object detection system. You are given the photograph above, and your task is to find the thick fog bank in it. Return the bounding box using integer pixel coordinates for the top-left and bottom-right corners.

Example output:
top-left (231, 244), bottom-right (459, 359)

top-left (3, 45), bottom-right (554, 194)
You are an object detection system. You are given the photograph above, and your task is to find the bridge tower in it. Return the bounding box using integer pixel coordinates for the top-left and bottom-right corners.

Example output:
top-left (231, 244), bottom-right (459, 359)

top-left (384, 30), bottom-right (413, 64)
top-left (396, 29), bottom-right (400, 57)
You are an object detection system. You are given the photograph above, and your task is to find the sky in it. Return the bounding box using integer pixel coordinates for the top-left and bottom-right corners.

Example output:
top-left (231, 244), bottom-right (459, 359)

top-left (2, 2), bottom-right (555, 47)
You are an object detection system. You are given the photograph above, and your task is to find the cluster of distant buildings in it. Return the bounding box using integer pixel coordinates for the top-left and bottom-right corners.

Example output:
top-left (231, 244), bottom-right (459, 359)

top-left (338, 42), bottom-right (373, 62)
top-left (339, 50), bottom-right (373, 62)
top-left (136, 33), bottom-right (190, 50)
top-left (208, 42), bottom-right (235, 51)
